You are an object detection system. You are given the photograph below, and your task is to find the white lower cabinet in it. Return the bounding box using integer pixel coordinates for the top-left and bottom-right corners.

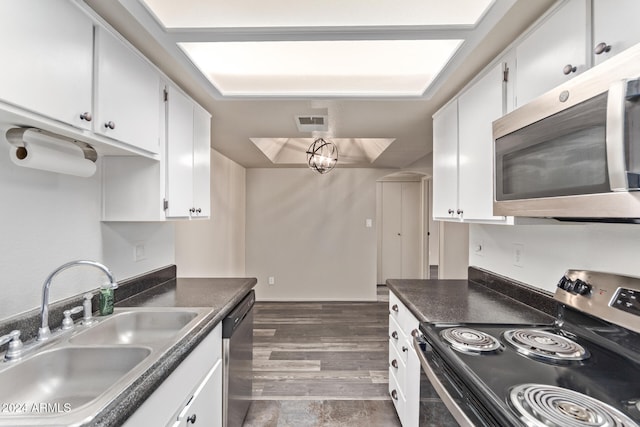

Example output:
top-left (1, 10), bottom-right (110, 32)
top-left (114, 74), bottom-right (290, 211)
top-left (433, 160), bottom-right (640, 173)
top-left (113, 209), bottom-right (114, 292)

top-left (122, 324), bottom-right (222, 427)
top-left (389, 292), bottom-right (420, 427)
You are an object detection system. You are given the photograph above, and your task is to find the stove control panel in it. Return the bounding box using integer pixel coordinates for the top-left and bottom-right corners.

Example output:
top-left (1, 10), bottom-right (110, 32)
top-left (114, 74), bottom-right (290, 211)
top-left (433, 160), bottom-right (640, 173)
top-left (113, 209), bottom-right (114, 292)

top-left (555, 270), bottom-right (640, 334)
top-left (612, 288), bottom-right (640, 316)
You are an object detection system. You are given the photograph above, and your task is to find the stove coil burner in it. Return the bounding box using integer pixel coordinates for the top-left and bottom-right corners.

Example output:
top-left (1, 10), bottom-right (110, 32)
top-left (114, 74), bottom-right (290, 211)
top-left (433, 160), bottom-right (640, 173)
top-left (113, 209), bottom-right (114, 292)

top-left (502, 329), bottom-right (589, 362)
top-left (510, 384), bottom-right (639, 427)
top-left (440, 327), bottom-right (502, 354)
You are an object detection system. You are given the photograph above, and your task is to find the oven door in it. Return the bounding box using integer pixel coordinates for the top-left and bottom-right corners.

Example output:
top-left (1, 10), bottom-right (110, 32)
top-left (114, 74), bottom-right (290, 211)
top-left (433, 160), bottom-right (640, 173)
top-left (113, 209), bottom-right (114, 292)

top-left (414, 336), bottom-right (497, 427)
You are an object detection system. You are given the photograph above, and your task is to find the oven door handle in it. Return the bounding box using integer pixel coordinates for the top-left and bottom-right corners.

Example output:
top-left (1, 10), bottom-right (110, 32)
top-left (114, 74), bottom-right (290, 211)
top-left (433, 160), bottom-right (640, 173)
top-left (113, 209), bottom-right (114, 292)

top-left (413, 336), bottom-right (475, 427)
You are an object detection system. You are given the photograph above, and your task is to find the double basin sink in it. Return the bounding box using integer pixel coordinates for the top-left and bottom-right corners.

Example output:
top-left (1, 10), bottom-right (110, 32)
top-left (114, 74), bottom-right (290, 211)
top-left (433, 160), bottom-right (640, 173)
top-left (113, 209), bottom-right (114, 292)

top-left (0, 307), bottom-right (211, 426)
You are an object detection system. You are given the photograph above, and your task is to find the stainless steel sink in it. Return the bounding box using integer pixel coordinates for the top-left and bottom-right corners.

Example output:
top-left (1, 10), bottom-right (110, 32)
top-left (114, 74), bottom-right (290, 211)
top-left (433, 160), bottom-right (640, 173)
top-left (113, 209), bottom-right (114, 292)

top-left (70, 310), bottom-right (199, 345)
top-left (0, 347), bottom-right (150, 413)
top-left (0, 307), bottom-right (211, 426)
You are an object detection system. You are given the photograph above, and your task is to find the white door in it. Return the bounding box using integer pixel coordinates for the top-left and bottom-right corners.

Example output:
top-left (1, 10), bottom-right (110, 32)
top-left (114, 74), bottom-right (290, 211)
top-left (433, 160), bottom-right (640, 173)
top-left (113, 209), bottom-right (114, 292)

top-left (381, 182), bottom-right (421, 281)
top-left (432, 100), bottom-right (459, 219)
top-left (593, 0), bottom-right (640, 66)
top-left (381, 182), bottom-right (402, 281)
top-left (166, 86), bottom-right (194, 218)
top-left (515, 0), bottom-right (588, 107)
top-left (457, 63), bottom-right (505, 221)
top-left (191, 104), bottom-right (211, 218)
top-left (0, 0), bottom-right (93, 130)
top-left (95, 27), bottom-right (161, 154)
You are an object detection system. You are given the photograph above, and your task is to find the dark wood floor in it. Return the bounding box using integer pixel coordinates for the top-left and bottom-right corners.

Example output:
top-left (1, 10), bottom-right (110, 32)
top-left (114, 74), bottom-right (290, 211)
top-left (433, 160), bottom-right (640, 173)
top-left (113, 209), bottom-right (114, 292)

top-left (252, 291), bottom-right (390, 400)
top-left (244, 286), bottom-right (401, 425)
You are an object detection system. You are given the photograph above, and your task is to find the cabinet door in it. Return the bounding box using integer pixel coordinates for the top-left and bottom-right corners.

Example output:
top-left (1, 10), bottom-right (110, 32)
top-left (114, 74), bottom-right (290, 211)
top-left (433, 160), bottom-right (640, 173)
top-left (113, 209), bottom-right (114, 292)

top-left (593, 0), bottom-right (640, 66)
top-left (95, 28), bottom-right (161, 154)
top-left (0, 0), bottom-right (93, 130)
top-left (515, 0), bottom-right (588, 107)
top-left (171, 360), bottom-right (222, 427)
top-left (458, 64), bottom-right (506, 222)
top-left (166, 86), bottom-right (194, 218)
top-left (432, 100), bottom-right (459, 220)
top-left (192, 104), bottom-right (211, 218)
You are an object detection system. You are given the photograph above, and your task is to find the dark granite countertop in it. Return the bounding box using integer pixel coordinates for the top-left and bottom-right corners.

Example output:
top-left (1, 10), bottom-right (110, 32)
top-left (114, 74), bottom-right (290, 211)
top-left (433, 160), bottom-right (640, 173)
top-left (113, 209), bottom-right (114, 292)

top-left (386, 278), bottom-right (554, 325)
top-left (91, 277), bottom-right (257, 427)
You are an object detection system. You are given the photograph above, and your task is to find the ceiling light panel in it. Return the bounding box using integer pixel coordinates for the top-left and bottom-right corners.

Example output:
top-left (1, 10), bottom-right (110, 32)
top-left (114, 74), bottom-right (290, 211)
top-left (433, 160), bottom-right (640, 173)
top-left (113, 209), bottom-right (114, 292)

top-left (141, 0), bottom-right (493, 28)
top-left (179, 40), bottom-right (462, 96)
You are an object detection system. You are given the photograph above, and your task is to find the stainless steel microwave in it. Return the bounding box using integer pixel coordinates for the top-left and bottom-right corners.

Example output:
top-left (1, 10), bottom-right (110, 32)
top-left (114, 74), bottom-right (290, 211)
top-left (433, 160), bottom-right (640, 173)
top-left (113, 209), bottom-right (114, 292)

top-left (493, 43), bottom-right (640, 219)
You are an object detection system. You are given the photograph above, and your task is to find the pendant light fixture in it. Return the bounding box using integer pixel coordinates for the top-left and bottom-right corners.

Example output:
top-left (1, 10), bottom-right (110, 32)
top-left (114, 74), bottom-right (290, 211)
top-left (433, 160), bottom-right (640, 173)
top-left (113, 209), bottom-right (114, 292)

top-left (306, 137), bottom-right (338, 174)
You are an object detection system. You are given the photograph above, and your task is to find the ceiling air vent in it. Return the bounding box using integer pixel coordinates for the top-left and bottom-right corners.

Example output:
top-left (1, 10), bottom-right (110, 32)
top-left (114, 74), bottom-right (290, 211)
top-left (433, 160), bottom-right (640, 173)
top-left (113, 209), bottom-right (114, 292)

top-left (295, 115), bottom-right (328, 132)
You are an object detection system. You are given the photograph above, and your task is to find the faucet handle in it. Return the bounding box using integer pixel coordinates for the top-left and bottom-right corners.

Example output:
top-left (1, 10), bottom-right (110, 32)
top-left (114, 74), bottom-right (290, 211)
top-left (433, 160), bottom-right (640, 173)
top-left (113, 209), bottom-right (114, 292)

top-left (81, 293), bottom-right (95, 326)
top-left (0, 330), bottom-right (23, 361)
top-left (62, 306), bottom-right (83, 330)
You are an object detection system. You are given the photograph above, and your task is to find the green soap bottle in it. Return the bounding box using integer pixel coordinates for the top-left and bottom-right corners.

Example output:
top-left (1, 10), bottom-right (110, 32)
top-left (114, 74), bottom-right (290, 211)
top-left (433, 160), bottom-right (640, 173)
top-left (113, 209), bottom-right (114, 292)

top-left (99, 283), bottom-right (115, 316)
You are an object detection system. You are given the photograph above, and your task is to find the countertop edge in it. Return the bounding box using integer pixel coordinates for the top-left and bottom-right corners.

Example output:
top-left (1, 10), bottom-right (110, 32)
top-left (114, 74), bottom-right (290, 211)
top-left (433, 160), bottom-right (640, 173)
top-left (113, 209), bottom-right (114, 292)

top-left (90, 277), bottom-right (257, 427)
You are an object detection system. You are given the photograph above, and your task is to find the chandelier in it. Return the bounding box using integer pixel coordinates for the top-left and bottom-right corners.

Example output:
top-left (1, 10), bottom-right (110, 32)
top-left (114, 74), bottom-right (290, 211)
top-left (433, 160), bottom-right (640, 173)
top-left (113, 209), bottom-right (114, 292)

top-left (306, 137), bottom-right (338, 174)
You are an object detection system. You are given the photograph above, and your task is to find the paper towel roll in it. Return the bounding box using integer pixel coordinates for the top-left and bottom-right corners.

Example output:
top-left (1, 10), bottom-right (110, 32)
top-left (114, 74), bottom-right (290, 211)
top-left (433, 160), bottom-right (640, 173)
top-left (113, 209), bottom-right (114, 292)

top-left (8, 130), bottom-right (97, 177)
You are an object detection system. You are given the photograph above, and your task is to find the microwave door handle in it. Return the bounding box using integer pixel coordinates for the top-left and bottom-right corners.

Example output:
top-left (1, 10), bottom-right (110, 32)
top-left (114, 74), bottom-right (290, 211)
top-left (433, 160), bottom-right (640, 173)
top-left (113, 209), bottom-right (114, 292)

top-left (606, 79), bottom-right (628, 191)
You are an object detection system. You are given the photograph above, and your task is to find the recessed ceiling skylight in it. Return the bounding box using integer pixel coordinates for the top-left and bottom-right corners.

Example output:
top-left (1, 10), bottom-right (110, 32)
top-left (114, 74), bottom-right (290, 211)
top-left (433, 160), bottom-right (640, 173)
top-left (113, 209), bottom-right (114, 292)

top-left (251, 137), bottom-right (395, 165)
top-left (141, 0), bottom-right (494, 28)
top-left (179, 40), bottom-right (463, 97)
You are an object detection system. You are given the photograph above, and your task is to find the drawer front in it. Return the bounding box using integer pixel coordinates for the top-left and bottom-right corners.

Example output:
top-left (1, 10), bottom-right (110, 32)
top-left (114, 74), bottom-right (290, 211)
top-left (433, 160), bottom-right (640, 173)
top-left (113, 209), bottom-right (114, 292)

top-left (389, 292), bottom-right (420, 335)
top-left (389, 368), bottom-right (407, 425)
top-left (389, 315), bottom-right (409, 365)
top-left (389, 341), bottom-right (406, 393)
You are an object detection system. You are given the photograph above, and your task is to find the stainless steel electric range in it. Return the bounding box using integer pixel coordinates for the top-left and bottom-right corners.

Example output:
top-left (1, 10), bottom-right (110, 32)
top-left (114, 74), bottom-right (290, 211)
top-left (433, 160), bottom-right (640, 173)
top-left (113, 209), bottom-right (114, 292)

top-left (415, 270), bottom-right (640, 427)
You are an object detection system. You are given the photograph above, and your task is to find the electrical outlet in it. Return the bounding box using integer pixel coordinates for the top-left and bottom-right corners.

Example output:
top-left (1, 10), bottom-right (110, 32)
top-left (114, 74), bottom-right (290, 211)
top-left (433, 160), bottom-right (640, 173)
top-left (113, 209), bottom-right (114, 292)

top-left (268, 276), bottom-right (275, 286)
top-left (134, 243), bottom-right (146, 262)
top-left (512, 243), bottom-right (524, 267)
top-left (473, 240), bottom-right (484, 257)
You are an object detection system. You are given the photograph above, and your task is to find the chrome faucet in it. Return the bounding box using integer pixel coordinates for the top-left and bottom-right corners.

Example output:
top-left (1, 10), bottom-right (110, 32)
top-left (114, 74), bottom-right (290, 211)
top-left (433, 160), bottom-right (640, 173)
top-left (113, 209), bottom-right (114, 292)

top-left (38, 260), bottom-right (117, 341)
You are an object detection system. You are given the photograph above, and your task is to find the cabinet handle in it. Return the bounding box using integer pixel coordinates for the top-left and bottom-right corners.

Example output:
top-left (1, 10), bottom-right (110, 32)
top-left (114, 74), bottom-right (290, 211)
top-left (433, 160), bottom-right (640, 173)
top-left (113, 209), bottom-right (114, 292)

top-left (391, 304), bottom-right (399, 313)
top-left (391, 359), bottom-right (398, 369)
top-left (79, 112), bottom-right (92, 122)
top-left (391, 331), bottom-right (399, 340)
top-left (391, 389), bottom-right (398, 400)
top-left (187, 414), bottom-right (197, 424)
top-left (189, 208), bottom-right (196, 214)
top-left (196, 208), bottom-right (202, 214)
top-left (562, 64), bottom-right (577, 75)
top-left (594, 42), bottom-right (611, 55)
top-left (456, 209), bottom-right (463, 215)
top-left (402, 346), bottom-right (409, 353)
top-left (448, 209), bottom-right (454, 215)
top-left (104, 121), bottom-right (116, 130)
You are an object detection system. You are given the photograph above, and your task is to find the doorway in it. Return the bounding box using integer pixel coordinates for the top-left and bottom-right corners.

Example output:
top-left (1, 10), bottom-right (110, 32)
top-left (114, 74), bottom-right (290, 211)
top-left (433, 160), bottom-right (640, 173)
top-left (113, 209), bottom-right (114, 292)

top-left (376, 172), bottom-right (432, 284)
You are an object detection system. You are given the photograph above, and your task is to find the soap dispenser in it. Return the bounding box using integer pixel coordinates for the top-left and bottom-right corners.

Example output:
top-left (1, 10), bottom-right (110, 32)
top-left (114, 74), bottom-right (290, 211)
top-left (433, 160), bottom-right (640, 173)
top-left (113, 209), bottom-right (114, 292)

top-left (99, 282), bottom-right (117, 316)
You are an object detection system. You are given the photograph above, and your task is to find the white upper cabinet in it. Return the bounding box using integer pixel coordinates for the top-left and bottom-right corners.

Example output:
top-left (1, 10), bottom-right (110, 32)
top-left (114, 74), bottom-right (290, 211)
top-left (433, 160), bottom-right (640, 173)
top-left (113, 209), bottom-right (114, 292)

top-left (592, 0), bottom-right (640, 66)
top-left (433, 64), bottom-right (511, 224)
top-left (165, 85), bottom-right (211, 219)
top-left (458, 63), bottom-right (509, 223)
top-left (515, 0), bottom-right (588, 107)
top-left (95, 27), bottom-right (161, 154)
top-left (192, 104), bottom-right (212, 218)
top-left (0, 0), bottom-right (93, 130)
top-left (432, 99), bottom-right (459, 220)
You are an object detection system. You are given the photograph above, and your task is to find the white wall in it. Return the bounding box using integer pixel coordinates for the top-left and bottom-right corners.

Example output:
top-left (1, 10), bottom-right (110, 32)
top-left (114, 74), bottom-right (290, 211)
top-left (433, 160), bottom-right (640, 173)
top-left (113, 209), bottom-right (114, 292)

top-left (470, 222), bottom-right (640, 293)
top-left (0, 139), bottom-right (175, 319)
top-left (246, 168), bottom-right (393, 301)
top-left (175, 149), bottom-right (246, 277)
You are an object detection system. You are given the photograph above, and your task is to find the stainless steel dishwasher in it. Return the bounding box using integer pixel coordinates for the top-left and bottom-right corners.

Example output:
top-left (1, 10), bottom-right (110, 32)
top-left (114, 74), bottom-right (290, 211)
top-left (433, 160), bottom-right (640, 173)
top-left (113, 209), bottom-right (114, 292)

top-left (222, 290), bottom-right (254, 427)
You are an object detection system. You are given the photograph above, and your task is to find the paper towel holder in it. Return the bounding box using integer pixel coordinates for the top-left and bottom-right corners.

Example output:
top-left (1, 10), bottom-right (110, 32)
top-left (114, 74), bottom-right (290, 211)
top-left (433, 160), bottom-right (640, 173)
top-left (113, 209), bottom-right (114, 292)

top-left (6, 127), bottom-right (98, 163)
